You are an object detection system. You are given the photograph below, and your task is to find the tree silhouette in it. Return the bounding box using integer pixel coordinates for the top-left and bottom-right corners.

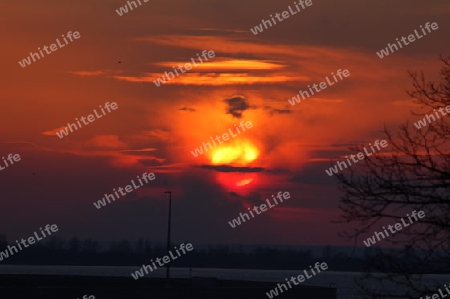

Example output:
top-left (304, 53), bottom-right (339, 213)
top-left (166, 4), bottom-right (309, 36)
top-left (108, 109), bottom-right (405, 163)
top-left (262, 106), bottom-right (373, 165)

top-left (69, 237), bottom-right (81, 253)
top-left (45, 237), bottom-right (65, 252)
top-left (82, 238), bottom-right (100, 253)
top-left (335, 56), bottom-right (450, 298)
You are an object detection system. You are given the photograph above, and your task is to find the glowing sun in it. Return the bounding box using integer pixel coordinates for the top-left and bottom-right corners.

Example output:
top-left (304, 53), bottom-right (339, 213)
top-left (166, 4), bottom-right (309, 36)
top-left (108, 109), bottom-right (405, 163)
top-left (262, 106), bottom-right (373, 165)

top-left (210, 140), bottom-right (259, 165)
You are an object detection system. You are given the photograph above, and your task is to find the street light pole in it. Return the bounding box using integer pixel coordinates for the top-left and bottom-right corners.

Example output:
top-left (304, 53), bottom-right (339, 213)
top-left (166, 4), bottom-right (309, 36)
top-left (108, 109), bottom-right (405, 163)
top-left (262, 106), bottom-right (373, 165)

top-left (164, 190), bottom-right (172, 288)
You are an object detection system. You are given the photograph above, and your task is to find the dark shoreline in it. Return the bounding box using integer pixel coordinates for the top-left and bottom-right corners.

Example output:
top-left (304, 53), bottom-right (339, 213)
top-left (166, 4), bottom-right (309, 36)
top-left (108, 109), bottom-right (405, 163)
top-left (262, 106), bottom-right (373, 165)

top-left (0, 274), bottom-right (337, 299)
top-left (1, 264), bottom-right (449, 275)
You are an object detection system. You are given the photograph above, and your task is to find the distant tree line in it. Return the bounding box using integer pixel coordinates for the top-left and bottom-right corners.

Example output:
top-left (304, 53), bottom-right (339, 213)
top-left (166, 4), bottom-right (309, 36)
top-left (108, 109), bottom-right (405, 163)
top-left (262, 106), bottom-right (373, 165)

top-left (2, 234), bottom-right (444, 272)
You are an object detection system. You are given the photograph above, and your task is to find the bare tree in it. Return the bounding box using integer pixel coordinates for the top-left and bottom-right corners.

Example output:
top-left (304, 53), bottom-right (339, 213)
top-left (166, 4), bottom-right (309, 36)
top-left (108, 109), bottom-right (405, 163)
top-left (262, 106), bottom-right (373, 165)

top-left (335, 56), bottom-right (450, 298)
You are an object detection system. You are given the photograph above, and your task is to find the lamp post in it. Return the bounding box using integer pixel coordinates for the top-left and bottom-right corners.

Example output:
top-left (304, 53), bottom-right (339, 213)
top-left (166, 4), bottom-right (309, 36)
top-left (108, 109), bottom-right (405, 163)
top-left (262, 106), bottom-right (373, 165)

top-left (164, 190), bottom-right (172, 288)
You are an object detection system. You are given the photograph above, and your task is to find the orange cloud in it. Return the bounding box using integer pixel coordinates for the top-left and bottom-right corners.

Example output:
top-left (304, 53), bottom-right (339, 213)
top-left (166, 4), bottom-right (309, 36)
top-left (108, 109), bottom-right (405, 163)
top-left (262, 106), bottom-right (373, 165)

top-left (41, 126), bottom-right (68, 137)
top-left (84, 135), bottom-right (127, 149)
top-left (67, 71), bottom-right (107, 76)
top-left (133, 35), bottom-right (314, 58)
top-left (155, 59), bottom-right (286, 71)
top-left (120, 148), bottom-right (157, 153)
top-left (114, 73), bottom-right (308, 85)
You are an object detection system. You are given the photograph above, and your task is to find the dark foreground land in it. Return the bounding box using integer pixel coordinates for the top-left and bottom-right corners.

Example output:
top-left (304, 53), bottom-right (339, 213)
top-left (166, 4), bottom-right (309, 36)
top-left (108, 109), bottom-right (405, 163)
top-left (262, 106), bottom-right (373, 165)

top-left (0, 274), bottom-right (337, 299)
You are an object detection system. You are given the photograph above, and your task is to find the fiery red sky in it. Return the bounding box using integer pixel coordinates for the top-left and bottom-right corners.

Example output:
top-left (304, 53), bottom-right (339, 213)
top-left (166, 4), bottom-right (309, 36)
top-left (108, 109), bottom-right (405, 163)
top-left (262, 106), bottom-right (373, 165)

top-left (1, 0), bottom-right (449, 246)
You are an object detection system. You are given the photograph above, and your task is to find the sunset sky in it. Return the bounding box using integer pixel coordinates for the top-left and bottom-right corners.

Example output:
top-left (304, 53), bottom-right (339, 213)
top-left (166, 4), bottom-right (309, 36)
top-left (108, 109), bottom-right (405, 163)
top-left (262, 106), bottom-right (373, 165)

top-left (1, 0), bottom-right (449, 246)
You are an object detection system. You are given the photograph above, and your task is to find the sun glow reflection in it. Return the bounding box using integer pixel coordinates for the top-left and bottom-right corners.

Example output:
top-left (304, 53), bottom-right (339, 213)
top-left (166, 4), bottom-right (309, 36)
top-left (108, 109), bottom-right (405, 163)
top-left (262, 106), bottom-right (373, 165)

top-left (236, 178), bottom-right (253, 186)
top-left (216, 173), bottom-right (258, 191)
